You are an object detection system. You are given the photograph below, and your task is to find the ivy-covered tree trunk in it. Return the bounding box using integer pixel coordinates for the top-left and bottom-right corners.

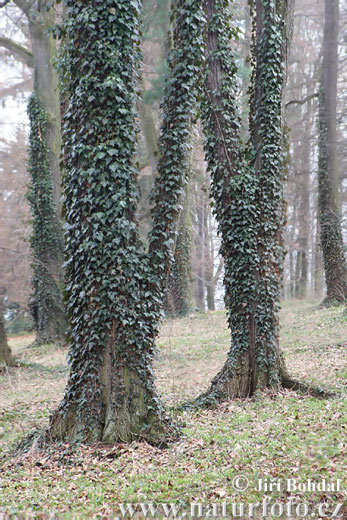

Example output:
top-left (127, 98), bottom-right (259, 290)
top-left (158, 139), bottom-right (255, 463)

top-left (0, 2), bottom-right (65, 342)
top-left (0, 301), bottom-right (14, 367)
top-left (49, 0), bottom-right (204, 444)
top-left (318, 0), bottom-right (347, 304)
top-left (195, 0), bottom-right (291, 405)
top-left (28, 2), bottom-right (62, 216)
top-left (27, 95), bottom-right (66, 344)
top-left (26, 1), bottom-right (66, 343)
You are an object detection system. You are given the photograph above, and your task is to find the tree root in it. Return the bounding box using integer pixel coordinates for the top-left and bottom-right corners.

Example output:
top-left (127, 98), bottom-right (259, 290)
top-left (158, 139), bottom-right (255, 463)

top-left (319, 296), bottom-right (346, 308)
top-left (281, 373), bottom-right (340, 399)
top-left (179, 366), bottom-right (341, 411)
top-left (179, 357), bottom-right (252, 411)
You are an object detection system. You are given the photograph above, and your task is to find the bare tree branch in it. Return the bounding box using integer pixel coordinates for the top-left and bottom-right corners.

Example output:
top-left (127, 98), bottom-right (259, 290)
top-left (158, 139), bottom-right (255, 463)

top-left (12, 0), bottom-right (31, 18)
top-left (285, 92), bottom-right (319, 108)
top-left (0, 36), bottom-right (33, 67)
top-left (0, 78), bottom-right (32, 97)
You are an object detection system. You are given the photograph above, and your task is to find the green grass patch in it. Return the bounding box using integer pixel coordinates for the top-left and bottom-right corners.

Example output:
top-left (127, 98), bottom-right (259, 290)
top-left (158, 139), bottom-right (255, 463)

top-left (0, 300), bottom-right (346, 518)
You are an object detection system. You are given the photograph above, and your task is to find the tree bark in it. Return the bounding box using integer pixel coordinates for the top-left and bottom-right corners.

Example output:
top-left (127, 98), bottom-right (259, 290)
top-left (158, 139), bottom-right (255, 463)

top-left (28, 3), bottom-right (65, 343)
top-left (165, 181), bottom-right (192, 317)
top-left (138, 100), bottom-right (158, 174)
top-left (318, 0), bottom-right (347, 304)
top-left (3, 0), bottom-right (66, 342)
top-left (204, 196), bottom-right (216, 311)
top-left (48, 0), bottom-right (203, 445)
top-left (0, 300), bottom-right (14, 367)
top-left (195, 193), bottom-right (206, 311)
top-left (313, 218), bottom-right (324, 297)
top-left (295, 118), bottom-right (310, 299)
top-left (28, 4), bottom-right (62, 217)
top-left (193, 0), bottom-right (293, 407)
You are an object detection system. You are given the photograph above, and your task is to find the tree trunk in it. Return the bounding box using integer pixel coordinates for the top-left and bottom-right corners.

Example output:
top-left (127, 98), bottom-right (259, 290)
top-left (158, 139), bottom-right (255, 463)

top-left (27, 94), bottom-right (66, 344)
top-left (195, 0), bottom-right (293, 406)
top-left (0, 301), bottom-right (14, 367)
top-left (28, 4), bottom-right (62, 216)
top-left (289, 250), bottom-right (294, 298)
top-left (138, 100), bottom-right (158, 174)
top-left (318, 0), bottom-right (347, 304)
top-left (313, 218), bottom-right (324, 297)
top-left (165, 182), bottom-right (192, 316)
top-left (25, 1), bottom-right (66, 343)
top-left (195, 193), bottom-right (206, 311)
top-left (295, 102), bottom-right (311, 299)
top-left (204, 197), bottom-right (216, 311)
top-left (1, 1), bottom-right (66, 343)
top-left (49, 0), bottom-right (204, 444)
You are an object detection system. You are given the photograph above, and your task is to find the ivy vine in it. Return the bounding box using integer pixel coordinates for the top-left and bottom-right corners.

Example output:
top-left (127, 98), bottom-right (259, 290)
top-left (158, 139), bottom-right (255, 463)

top-left (148, 0), bottom-right (205, 294)
top-left (194, 0), bottom-right (288, 404)
top-left (27, 93), bottom-right (65, 343)
top-left (51, 0), bottom-right (205, 442)
top-left (249, 0), bottom-right (286, 385)
top-left (199, 0), bottom-right (259, 400)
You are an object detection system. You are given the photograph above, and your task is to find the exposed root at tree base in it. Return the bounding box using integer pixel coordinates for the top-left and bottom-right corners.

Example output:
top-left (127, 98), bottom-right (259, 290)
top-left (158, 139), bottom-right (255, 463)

top-left (319, 296), bottom-right (346, 308)
top-left (281, 373), bottom-right (339, 399)
top-left (45, 400), bottom-right (181, 449)
top-left (180, 365), bottom-right (340, 410)
top-left (14, 414), bottom-right (181, 456)
top-left (179, 358), bottom-right (253, 410)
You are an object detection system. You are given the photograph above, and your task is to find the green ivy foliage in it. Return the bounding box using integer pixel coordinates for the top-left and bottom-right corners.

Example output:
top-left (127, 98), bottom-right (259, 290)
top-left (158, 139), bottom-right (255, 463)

top-left (201, 0), bottom-right (258, 378)
top-left (200, 0), bottom-right (287, 398)
top-left (55, 0), bottom-right (204, 440)
top-left (27, 93), bottom-right (65, 343)
top-left (249, 0), bottom-right (286, 383)
top-left (149, 0), bottom-right (205, 292)
top-left (59, 0), bottom-right (153, 433)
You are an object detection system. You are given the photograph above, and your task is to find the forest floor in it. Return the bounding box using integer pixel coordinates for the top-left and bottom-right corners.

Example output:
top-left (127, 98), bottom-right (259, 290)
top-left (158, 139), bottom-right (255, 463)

top-left (0, 300), bottom-right (346, 519)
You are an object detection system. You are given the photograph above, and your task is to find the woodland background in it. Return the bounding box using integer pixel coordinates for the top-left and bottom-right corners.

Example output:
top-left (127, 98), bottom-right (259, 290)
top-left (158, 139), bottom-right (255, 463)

top-left (0, 0), bottom-right (345, 326)
top-left (0, 0), bottom-right (346, 517)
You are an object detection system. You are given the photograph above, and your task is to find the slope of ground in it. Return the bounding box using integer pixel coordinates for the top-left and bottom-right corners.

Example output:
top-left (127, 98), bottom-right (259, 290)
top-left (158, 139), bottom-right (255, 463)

top-left (0, 300), bottom-right (346, 518)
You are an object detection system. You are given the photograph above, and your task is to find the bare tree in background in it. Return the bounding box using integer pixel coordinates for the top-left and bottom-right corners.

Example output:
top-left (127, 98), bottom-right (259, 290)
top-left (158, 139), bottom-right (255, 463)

top-left (1, 1), bottom-right (66, 341)
top-left (0, 294), bottom-right (14, 366)
top-left (318, 0), bottom-right (347, 304)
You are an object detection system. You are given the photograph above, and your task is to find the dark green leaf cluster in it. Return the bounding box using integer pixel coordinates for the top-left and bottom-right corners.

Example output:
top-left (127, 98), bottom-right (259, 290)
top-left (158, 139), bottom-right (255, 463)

top-left (249, 0), bottom-right (286, 380)
top-left (201, 0), bottom-right (286, 387)
top-left (58, 0), bottom-right (204, 432)
top-left (149, 0), bottom-right (205, 293)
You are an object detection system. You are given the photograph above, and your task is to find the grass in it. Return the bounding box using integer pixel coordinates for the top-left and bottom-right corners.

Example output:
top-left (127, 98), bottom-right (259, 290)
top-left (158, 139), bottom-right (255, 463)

top-left (0, 300), bottom-right (346, 519)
